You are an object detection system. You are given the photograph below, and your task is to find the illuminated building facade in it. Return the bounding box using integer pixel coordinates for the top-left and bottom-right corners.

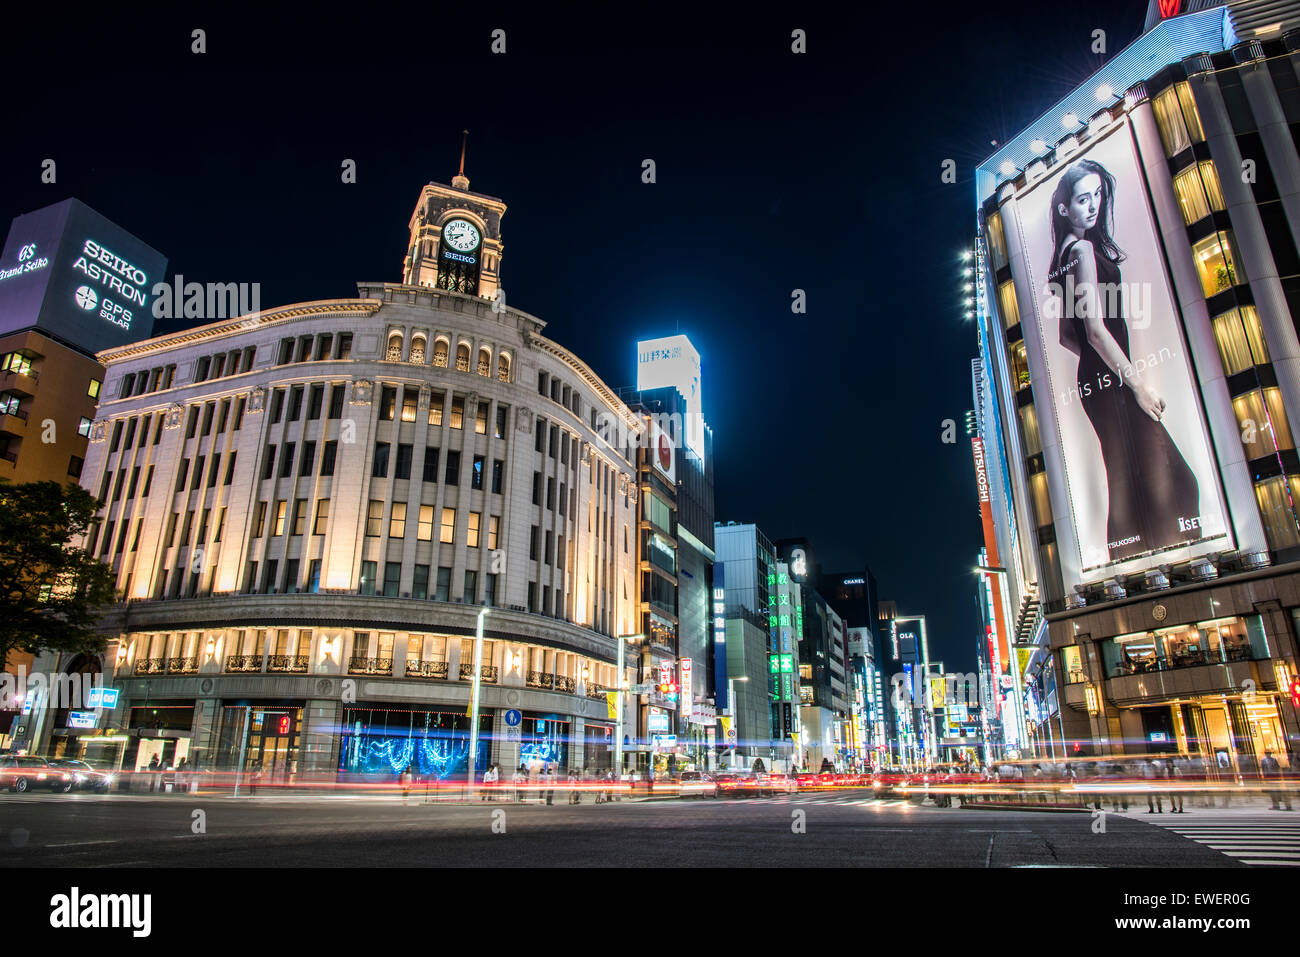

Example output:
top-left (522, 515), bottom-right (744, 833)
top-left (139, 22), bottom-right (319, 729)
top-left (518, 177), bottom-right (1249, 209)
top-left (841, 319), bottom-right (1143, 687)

top-left (74, 173), bottom-right (645, 778)
top-left (974, 0), bottom-right (1300, 769)
top-left (713, 522), bottom-right (799, 770)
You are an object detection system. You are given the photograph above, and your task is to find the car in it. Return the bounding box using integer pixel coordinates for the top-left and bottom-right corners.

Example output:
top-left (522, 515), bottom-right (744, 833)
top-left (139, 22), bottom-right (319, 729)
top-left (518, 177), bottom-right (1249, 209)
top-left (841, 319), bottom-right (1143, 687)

top-left (677, 771), bottom-right (718, 799)
top-left (715, 773), bottom-right (761, 798)
top-left (47, 759), bottom-right (115, 793)
top-left (0, 755), bottom-right (74, 793)
top-left (766, 773), bottom-right (798, 794)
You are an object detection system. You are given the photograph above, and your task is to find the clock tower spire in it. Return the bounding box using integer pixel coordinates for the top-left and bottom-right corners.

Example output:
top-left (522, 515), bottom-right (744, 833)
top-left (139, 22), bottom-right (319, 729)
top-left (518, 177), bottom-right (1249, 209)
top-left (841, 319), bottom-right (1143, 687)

top-left (452, 129), bottom-right (470, 190)
top-left (401, 133), bottom-right (506, 298)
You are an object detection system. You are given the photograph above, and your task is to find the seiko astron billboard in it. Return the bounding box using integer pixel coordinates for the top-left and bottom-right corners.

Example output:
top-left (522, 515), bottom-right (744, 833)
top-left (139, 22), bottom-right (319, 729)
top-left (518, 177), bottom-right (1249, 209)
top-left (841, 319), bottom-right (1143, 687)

top-left (0, 198), bottom-right (166, 354)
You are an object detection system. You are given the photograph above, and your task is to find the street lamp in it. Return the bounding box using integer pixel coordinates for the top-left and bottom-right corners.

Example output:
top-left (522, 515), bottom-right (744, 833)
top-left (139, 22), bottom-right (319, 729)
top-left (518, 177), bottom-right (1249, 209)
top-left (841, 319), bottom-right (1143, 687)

top-left (465, 607), bottom-right (490, 799)
top-left (615, 634), bottom-right (644, 779)
top-left (728, 676), bottom-right (749, 770)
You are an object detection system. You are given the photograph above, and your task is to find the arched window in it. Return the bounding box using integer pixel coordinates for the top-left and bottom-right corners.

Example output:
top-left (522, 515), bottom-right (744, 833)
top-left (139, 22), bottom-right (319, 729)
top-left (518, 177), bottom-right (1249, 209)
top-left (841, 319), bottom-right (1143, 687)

top-left (497, 353), bottom-right (511, 382)
top-left (477, 348), bottom-right (491, 377)
top-left (456, 343), bottom-right (470, 372)
top-left (386, 333), bottom-right (403, 362)
top-left (410, 337), bottom-right (426, 364)
top-left (433, 339), bottom-right (449, 368)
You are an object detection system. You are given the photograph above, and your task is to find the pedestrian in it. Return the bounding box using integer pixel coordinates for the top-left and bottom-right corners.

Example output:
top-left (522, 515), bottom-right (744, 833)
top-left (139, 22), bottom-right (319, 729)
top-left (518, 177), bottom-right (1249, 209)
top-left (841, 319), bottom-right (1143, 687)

top-left (511, 765), bottom-right (524, 803)
top-left (544, 764), bottom-right (556, 805)
top-left (1262, 753), bottom-right (1293, 810)
top-left (147, 753), bottom-right (161, 793)
top-left (481, 763), bottom-right (497, 800)
top-left (1144, 759), bottom-right (1163, 813)
top-left (528, 761), bottom-right (540, 802)
top-left (399, 763), bottom-right (413, 804)
top-left (1167, 757), bottom-right (1183, 813)
top-left (568, 767), bottom-right (579, 804)
top-left (607, 768), bottom-right (617, 802)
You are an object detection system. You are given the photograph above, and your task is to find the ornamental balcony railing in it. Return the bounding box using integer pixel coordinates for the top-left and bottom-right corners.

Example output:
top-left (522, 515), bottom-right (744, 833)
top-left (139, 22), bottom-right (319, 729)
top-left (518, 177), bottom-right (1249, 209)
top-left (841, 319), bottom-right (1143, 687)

top-left (167, 656), bottom-right (198, 674)
top-left (553, 675), bottom-right (576, 694)
top-left (225, 655), bottom-right (262, 673)
top-left (136, 657), bottom-right (166, 675)
top-left (268, 654), bottom-right (309, 673)
top-left (405, 659), bottom-right (450, 679)
top-left (526, 670), bottom-right (554, 690)
top-left (459, 663), bottom-right (499, 682)
top-left (456, 356), bottom-right (470, 372)
top-left (349, 657), bottom-right (393, 676)
top-left (586, 686), bottom-right (609, 699)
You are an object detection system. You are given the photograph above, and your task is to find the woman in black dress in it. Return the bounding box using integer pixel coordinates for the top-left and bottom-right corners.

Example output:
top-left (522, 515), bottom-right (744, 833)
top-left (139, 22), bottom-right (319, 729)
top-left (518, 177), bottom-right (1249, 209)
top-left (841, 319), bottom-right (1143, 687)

top-left (1048, 158), bottom-right (1199, 563)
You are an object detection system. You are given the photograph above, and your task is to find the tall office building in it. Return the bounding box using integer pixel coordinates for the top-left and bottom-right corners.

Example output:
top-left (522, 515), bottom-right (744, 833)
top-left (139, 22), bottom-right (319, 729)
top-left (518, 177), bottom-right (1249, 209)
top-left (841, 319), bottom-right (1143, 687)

top-left (623, 334), bottom-right (716, 770)
top-left (0, 199), bottom-right (165, 753)
top-left (973, 0), bottom-right (1300, 769)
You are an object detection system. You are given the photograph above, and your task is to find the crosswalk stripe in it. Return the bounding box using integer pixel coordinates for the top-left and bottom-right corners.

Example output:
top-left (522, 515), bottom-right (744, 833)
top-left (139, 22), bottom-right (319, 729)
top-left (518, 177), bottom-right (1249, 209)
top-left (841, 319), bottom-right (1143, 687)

top-left (1148, 814), bottom-right (1300, 865)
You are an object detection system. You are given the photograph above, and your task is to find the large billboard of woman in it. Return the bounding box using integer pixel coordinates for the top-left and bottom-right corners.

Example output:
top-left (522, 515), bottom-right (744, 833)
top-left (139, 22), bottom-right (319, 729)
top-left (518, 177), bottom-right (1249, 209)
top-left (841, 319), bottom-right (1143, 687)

top-left (1011, 120), bottom-right (1229, 584)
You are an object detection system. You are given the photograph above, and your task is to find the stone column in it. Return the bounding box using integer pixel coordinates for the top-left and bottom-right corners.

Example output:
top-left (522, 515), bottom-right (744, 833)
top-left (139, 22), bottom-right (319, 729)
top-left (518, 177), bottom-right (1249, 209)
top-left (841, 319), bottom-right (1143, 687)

top-left (570, 716), bottom-right (585, 772)
top-left (301, 697), bottom-right (342, 775)
top-left (190, 698), bottom-right (222, 769)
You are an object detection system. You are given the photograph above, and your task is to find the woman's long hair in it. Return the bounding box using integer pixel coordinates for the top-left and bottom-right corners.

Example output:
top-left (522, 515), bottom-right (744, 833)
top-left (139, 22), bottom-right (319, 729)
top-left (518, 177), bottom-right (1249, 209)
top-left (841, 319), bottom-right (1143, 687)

top-left (1049, 158), bottom-right (1125, 267)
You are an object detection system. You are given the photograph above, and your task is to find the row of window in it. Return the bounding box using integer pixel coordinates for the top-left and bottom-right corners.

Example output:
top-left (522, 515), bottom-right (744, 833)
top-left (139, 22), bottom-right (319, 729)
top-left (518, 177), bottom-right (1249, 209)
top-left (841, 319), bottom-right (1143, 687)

top-left (117, 364), bottom-right (178, 399)
top-left (376, 385), bottom-right (508, 437)
top-left (383, 330), bottom-right (512, 381)
top-left (372, 443), bottom-right (504, 490)
top-left (276, 333), bottom-right (353, 366)
top-left (537, 369), bottom-right (582, 418)
top-left (269, 383), bottom-right (345, 425)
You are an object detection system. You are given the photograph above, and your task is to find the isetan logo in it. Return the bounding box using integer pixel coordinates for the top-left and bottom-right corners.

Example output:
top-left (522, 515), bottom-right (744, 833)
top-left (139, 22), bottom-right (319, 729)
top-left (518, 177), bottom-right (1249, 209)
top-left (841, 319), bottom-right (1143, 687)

top-left (49, 887), bottom-right (151, 938)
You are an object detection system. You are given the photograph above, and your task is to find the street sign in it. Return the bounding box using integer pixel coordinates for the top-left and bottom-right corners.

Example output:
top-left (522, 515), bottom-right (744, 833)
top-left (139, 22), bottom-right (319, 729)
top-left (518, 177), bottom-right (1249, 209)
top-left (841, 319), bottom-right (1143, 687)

top-left (651, 734), bottom-right (678, 750)
top-left (85, 687), bottom-right (120, 709)
top-left (504, 709), bottom-right (522, 727)
top-left (68, 711), bottom-right (97, 729)
top-left (629, 683), bottom-right (652, 694)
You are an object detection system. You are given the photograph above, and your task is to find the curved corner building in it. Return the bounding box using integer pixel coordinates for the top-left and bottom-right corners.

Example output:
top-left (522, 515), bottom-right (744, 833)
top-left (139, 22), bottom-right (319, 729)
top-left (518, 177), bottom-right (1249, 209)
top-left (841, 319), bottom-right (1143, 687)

top-left (76, 173), bottom-right (644, 779)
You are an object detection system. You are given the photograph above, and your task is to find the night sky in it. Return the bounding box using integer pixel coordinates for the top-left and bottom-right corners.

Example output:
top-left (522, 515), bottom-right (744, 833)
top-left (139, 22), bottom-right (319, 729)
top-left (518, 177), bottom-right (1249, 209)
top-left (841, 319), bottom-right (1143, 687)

top-left (1, 0), bottom-right (1150, 671)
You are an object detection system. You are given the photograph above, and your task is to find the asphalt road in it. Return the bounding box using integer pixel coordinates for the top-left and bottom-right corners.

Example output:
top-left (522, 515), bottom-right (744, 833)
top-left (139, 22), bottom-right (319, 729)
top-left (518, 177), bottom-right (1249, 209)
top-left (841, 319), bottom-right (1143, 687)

top-left (1, 788), bottom-right (1275, 867)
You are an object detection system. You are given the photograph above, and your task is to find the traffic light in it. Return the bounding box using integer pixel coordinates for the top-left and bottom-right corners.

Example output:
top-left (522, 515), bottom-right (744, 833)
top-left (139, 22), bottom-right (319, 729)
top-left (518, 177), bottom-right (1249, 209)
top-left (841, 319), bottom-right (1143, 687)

top-left (1290, 677), bottom-right (1300, 709)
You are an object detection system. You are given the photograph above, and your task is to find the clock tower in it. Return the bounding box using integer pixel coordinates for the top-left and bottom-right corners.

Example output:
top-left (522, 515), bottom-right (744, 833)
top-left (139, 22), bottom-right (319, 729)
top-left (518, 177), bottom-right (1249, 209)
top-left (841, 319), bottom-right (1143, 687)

top-left (402, 135), bottom-right (506, 299)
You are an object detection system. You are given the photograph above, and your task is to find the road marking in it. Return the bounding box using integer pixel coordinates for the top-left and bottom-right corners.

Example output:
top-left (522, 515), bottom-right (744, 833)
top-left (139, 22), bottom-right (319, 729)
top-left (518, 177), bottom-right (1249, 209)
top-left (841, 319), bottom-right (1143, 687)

top-left (1146, 813), bottom-right (1300, 866)
top-left (45, 839), bottom-right (118, 848)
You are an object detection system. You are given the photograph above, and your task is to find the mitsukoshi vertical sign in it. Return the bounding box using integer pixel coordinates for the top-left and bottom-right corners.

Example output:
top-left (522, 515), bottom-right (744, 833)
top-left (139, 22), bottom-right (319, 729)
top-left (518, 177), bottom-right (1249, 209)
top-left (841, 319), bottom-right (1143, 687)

top-left (1006, 118), bottom-right (1230, 589)
top-left (971, 437), bottom-right (1009, 678)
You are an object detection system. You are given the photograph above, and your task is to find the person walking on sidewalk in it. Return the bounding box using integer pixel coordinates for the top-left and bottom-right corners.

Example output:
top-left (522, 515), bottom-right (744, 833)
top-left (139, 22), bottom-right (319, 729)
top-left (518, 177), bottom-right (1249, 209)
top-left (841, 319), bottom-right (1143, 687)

top-left (567, 767), bottom-right (580, 804)
top-left (1144, 759), bottom-right (1163, 813)
top-left (544, 764), bottom-right (556, 805)
top-left (1167, 757), bottom-right (1184, 813)
top-left (1262, 753), bottom-right (1293, 810)
top-left (511, 765), bottom-right (524, 803)
top-left (399, 764), bottom-right (413, 805)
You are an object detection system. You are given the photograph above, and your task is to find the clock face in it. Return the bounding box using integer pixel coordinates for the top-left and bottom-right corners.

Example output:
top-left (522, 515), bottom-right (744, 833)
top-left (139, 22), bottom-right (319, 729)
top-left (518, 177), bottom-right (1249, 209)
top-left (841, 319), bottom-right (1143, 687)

top-left (442, 219), bottom-right (481, 253)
